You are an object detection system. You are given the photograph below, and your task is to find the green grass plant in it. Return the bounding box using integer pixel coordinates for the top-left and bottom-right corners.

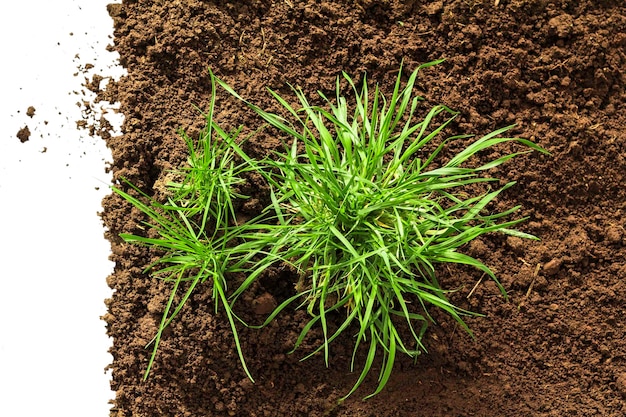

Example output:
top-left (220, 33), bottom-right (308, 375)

top-left (112, 75), bottom-right (254, 381)
top-left (113, 63), bottom-right (547, 400)
top-left (218, 61), bottom-right (548, 399)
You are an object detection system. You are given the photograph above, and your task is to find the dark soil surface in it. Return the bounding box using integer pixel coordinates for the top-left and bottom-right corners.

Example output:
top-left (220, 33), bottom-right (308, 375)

top-left (100, 1), bottom-right (626, 415)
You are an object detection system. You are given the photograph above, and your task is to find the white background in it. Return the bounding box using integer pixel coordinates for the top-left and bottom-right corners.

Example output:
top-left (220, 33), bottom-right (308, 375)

top-left (0, 1), bottom-right (123, 415)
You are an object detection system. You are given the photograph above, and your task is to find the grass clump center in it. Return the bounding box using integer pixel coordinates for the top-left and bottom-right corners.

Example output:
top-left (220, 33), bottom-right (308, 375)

top-left (115, 61), bottom-right (548, 400)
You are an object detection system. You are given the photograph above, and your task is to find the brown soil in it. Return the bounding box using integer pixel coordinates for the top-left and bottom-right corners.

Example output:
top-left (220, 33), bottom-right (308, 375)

top-left (100, 1), bottom-right (626, 416)
top-left (17, 125), bottom-right (31, 143)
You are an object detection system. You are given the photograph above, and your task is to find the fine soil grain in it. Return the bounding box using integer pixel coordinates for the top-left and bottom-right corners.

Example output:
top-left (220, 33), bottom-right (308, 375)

top-left (99, 1), bottom-right (626, 416)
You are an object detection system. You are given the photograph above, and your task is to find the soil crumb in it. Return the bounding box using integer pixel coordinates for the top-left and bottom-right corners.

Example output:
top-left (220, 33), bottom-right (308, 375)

top-left (17, 126), bottom-right (31, 143)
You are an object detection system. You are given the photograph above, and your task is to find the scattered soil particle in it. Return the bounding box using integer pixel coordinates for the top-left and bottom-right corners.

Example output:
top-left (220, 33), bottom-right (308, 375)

top-left (26, 106), bottom-right (36, 117)
top-left (17, 126), bottom-right (31, 143)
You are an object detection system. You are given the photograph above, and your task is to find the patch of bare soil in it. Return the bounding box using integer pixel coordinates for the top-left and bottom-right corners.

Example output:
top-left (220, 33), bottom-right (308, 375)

top-left (100, 1), bottom-right (626, 415)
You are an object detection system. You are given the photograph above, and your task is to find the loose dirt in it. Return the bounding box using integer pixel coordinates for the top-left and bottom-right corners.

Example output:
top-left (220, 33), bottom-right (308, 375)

top-left (100, 1), bottom-right (626, 415)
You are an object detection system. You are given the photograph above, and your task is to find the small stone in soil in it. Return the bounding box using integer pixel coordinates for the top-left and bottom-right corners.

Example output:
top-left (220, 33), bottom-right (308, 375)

top-left (543, 259), bottom-right (562, 276)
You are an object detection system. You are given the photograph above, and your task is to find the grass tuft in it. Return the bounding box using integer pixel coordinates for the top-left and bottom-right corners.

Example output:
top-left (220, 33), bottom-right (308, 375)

top-left (112, 70), bottom-right (254, 381)
top-left (114, 63), bottom-right (547, 399)
top-left (218, 61), bottom-right (548, 399)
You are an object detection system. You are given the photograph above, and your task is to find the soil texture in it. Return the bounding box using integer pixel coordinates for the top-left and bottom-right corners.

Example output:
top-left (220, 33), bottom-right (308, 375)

top-left (100, 1), bottom-right (626, 415)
